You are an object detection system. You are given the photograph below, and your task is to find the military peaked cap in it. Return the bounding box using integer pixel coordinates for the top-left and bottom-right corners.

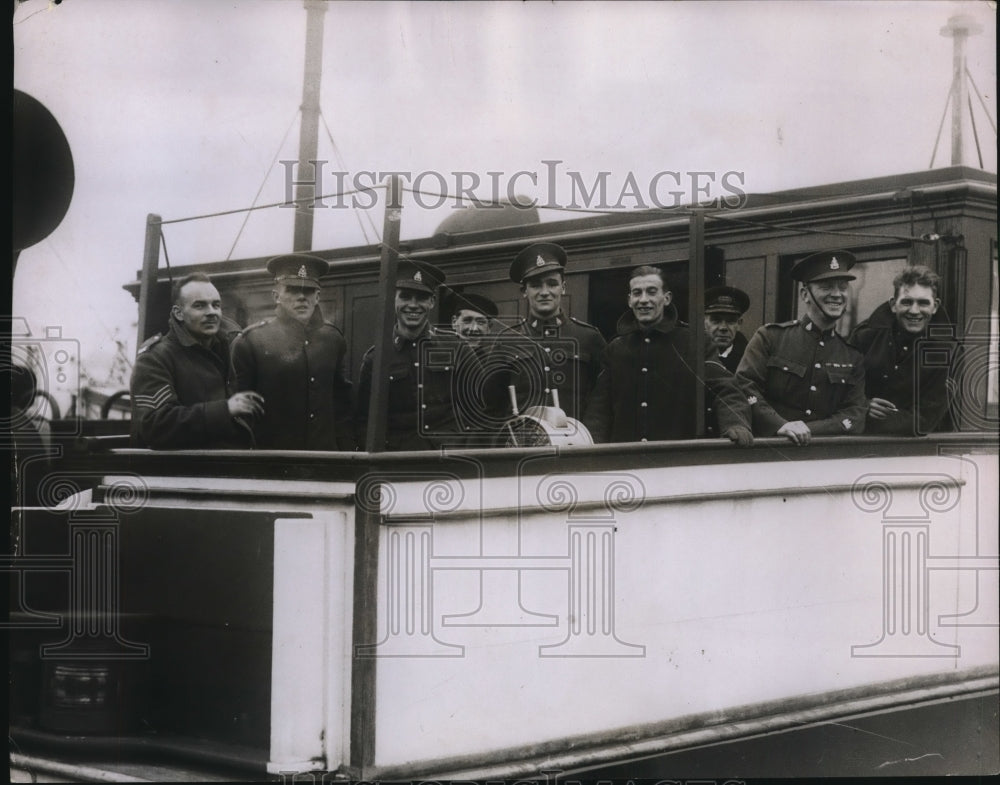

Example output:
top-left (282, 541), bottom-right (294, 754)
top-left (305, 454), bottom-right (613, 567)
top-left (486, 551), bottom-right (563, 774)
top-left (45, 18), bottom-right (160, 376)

top-left (445, 291), bottom-right (499, 319)
top-left (705, 286), bottom-right (751, 316)
top-left (266, 253), bottom-right (329, 288)
top-left (509, 242), bottom-right (568, 283)
top-left (396, 260), bottom-right (446, 294)
top-left (791, 250), bottom-right (858, 283)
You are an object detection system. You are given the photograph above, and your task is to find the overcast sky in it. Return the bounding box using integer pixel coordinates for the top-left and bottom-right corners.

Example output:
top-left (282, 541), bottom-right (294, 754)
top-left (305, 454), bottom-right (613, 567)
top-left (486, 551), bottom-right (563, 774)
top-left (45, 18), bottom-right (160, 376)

top-left (12, 0), bottom-right (997, 399)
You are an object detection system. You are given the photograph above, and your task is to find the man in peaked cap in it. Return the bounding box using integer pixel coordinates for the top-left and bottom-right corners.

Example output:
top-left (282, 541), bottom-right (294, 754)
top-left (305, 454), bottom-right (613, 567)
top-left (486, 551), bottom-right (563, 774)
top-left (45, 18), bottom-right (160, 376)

top-left (704, 285), bottom-right (752, 373)
top-left (444, 290), bottom-right (498, 350)
top-left (356, 260), bottom-right (478, 450)
top-left (231, 253), bottom-right (354, 450)
top-left (736, 249), bottom-right (867, 445)
top-left (494, 242), bottom-right (606, 421)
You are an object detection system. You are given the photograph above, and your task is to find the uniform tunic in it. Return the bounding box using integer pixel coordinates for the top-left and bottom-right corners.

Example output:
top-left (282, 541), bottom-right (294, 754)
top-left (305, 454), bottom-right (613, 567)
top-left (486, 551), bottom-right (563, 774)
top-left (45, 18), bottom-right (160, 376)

top-left (737, 317), bottom-right (867, 436)
top-left (130, 319), bottom-right (251, 449)
top-left (583, 306), bottom-right (752, 443)
top-left (356, 325), bottom-right (476, 451)
top-left (492, 312), bottom-right (606, 420)
top-left (848, 301), bottom-right (957, 435)
top-left (231, 307), bottom-right (353, 450)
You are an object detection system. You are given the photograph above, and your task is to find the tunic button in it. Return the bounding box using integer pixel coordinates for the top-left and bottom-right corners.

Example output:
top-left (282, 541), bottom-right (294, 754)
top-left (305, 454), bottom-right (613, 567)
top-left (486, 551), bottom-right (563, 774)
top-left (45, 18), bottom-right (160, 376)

top-left (310, 377), bottom-right (316, 382)
top-left (819, 341), bottom-right (825, 347)
top-left (544, 366), bottom-right (551, 372)
top-left (809, 385), bottom-right (816, 391)
top-left (707, 406), bottom-right (712, 412)
top-left (309, 413), bottom-right (315, 419)
top-left (414, 362), bottom-right (419, 367)
top-left (641, 402), bottom-right (648, 408)
top-left (304, 340), bottom-right (309, 345)
top-left (544, 347), bottom-right (551, 353)
top-left (421, 404), bottom-right (427, 409)
top-left (805, 409), bottom-right (812, 415)
top-left (641, 367), bottom-right (648, 373)
top-left (544, 388), bottom-right (550, 393)
top-left (641, 438), bottom-right (648, 443)
top-left (814, 363), bottom-right (821, 369)
top-left (389, 375), bottom-right (394, 381)
top-left (783, 366), bottom-right (788, 371)
top-left (417, 383), bottom-right (423, 389)
top-left (644, 338), bottom-right (651, 343)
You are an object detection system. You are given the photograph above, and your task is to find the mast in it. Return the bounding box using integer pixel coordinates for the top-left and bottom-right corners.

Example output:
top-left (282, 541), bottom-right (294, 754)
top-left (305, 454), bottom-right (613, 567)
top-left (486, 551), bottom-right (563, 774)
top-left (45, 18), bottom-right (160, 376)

top-left (293, 0), bottom-right (328, 252)
top-left (939, 14), bottom-right (983, 167)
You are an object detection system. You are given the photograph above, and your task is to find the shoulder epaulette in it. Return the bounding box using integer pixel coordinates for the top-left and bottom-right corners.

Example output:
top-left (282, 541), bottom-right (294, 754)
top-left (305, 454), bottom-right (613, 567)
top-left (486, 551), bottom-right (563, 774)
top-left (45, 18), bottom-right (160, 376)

top-left (238, 318), bottom-right (272, 336)
top-left (569, 316), bottom-right (601, 332)
top-left (763, 320), bottom-right (798, 329)
top-left (136, 333), bottom-right (163, 355)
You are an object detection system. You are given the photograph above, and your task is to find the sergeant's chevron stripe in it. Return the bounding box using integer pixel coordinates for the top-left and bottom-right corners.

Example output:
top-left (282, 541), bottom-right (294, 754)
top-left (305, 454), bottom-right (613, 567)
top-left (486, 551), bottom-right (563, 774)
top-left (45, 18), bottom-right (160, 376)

top-left (132, 386), bottom-right (173, 411)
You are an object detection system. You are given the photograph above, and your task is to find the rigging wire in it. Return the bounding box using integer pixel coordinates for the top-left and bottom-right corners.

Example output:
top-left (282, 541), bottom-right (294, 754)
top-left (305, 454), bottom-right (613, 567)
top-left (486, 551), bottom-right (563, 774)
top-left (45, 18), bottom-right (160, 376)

top-left (967, 92), bottom-right (984, 170)
top-left (225, 110), bottom-right (300, 261)
top-left (928, 82), bottom-right (954, 168)
top-left (160, 186), bottom-right (385, 226)
top-left (320, 110), bottom-right (381, 244)
top-left (965, 67), bottom-right (998, 135)
top-left (703, 211), bottom-right (934, 245)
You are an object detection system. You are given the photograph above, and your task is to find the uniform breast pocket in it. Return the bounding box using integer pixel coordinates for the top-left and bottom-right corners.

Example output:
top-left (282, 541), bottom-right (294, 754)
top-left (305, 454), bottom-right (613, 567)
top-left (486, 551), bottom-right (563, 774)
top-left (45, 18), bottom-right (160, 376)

top-left (766, 355), bottom-right (807, 396)
top-left (824, 365), bottom-right (858, 387)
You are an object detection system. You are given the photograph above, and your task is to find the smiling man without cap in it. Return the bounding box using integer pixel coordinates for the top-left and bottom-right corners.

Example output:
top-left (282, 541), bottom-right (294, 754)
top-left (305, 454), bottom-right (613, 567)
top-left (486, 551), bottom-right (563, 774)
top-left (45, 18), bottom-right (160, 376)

top-left (848, 265), bottom-right (957, 435)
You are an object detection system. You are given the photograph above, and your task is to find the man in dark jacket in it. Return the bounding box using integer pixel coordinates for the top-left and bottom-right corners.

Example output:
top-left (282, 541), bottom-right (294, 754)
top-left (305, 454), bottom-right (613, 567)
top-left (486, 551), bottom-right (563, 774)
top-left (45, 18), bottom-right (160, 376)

top-left (704, 286), bottom-right (751, 373)
top-left (849, 266), bottom-right (957, 435)
top-left (231, 254), bottom-right (354, 450)
top-left (130, 273), bottom-right (261, 449)
top-left (583, 266), bottom-right (753, 445)
top-left (737, 250), bottom-right (867, 446)
top-left (493, 242), bottom-right (606, 421)
top-left (356, 260), bottom-right (478, 451)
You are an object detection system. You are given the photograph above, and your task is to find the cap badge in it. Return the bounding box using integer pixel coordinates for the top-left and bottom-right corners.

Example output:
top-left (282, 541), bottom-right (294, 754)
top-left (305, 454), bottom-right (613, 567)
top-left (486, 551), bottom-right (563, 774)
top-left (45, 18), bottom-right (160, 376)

top-left (842, 418), bottom-right (853, 430)
top-left (297, 265), bottom-right (308, 278)
top-left (535, 255), bottom-right (546, 267)
top-left (720, 296), bottom-right (733, 304)
top-left (829, 257), bottom-right (840, 270)
top-left (748, 395), bottom-right (758, 405)
top-left (413, 271), bottom-right (423, 283)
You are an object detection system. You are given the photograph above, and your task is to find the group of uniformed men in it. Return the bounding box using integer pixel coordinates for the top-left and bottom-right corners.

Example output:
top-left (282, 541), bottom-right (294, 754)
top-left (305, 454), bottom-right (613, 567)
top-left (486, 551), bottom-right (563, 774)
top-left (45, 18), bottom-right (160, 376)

top-left (130, 242), bottom-right (957, 450)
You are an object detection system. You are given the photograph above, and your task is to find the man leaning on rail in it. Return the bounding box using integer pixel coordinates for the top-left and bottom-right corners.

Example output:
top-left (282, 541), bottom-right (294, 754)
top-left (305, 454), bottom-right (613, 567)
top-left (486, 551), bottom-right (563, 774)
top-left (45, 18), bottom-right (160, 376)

top-left (848, 265), bottom-right (958, 435)
top-left (582, 265), bottom-right (753, 445)
top-left (130, 273), bottom-right (262, 449)
top-left (736, 250), bottom-right (867, 446)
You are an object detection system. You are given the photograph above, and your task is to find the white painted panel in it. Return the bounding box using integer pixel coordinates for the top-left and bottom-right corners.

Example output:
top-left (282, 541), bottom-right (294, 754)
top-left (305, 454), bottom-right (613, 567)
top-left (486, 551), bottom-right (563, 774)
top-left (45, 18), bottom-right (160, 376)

top-left (368, 452), bottom-right (998, 767)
